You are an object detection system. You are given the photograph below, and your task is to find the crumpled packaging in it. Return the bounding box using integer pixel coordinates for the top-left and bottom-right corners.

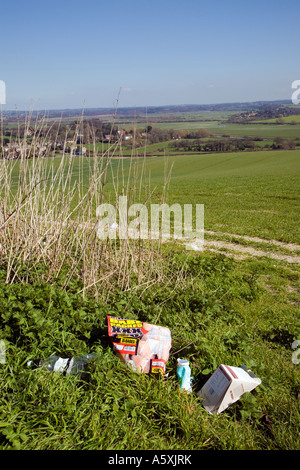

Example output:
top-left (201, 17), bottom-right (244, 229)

top-left (107, 315), bottom-right (172, 374)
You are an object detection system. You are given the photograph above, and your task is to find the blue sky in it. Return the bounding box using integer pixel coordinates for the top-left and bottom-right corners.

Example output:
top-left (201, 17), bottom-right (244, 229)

top-left (1, 0), bottom-right (299, 110)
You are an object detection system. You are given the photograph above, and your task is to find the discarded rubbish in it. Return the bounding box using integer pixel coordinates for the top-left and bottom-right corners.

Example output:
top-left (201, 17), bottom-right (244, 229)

top-left (197, 364), bottom-right (261, 414)
top-left (107, 315), bottom-right (172, 375)
top-left (27, 353), bottom-right (98, 377)
top-left (177, 358), bottom-right (193, 393)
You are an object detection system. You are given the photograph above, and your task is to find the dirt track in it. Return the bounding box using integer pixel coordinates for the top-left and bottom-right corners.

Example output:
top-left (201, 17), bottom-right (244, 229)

top-left (188, 230), bottom-right (300, 265)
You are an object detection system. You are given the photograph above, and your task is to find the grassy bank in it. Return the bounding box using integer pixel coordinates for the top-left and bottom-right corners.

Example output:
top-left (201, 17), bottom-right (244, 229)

top-left (0, 250), bottom-right (299, 450)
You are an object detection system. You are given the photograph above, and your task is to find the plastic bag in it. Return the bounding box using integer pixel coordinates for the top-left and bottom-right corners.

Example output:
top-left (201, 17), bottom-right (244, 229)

top-left (107, 315), bottom-right (172, 375)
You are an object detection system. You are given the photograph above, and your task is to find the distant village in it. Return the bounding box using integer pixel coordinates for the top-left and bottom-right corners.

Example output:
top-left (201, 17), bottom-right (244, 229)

top-left (0, 120), bottom-right (136, 160)
top-left (0, 116), bottom-right (189, 160)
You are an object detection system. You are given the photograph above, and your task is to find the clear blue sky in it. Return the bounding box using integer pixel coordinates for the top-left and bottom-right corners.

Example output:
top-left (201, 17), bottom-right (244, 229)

top-left (1, 0), bottom-right (299, 110)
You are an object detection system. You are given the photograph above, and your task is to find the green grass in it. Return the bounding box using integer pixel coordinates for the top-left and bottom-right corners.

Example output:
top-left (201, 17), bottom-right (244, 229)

top-left (0, 252), bottom-right (299, 450)
top-left (120, 119), bottom-right (300, 139)
top-left (203, 122), bottom-right (300, 139)
top-left (254, 115), bottom-right (300, 124)
top-left (6, 149), bottom-right (300, 244)
top-left (110, 149), bottom-right (299, 244)
top-left (121, 121), bottom-right (220, 131)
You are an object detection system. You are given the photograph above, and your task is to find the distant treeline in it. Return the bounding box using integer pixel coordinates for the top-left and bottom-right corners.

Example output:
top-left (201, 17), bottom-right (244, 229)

top-left (138, 127), bottom-right (213, 144)
top-left (170, 138), bottom-right (257, 152)
top-left (170, 137), bottom-right (297, 153)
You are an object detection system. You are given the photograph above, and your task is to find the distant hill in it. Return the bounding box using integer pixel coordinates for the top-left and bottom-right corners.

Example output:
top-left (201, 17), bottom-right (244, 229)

top-left (2, 100), bottom-right (291, 120)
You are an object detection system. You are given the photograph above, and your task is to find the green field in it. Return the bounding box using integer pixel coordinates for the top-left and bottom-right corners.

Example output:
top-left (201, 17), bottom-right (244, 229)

top-left (254, 115), bottom-right (300, 124)
top-left (7, 149), bottom-right (300, 243)
top-left (150, 122), bottom-right (300, 139)
top-left (144, 149), bottom-right (300, 243)
top-left (54, 149), bottom-right (299, 244)
top-left (119, 118), bottom-right (300, 140)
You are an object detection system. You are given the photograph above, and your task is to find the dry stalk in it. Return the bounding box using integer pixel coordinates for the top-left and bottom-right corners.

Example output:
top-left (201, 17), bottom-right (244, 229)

top-left (0, 105), bottom-right (175, 298)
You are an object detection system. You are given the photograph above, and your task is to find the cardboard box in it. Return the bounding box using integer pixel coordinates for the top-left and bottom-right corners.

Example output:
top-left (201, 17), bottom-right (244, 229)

top-left (197, 364), bottom-right (261, 414)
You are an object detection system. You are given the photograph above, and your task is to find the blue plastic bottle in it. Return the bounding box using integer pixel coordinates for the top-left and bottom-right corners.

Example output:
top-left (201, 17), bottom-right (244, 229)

top-left (177, 358), bottom-right (193, 393)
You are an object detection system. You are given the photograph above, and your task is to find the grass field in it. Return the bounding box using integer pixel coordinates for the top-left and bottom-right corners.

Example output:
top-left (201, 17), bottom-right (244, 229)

top-left (1, 115), bottom-right (300, 451)
top-left (33, 149), bottom-right (298, 243)
top-left (6, 148), bottom-right (300, 245)
top-left (150, 122), bottom-right (300, 139)
top-left (254, 115), bottom-right (300, 124)
top-left (119, 118), bottom-right (300, 140)
top-left (145, 149), bottom-right (300, 243)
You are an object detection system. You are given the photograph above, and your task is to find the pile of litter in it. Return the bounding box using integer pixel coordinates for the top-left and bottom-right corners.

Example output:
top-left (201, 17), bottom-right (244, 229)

top-left (26, 315), bottom-right (262, 415)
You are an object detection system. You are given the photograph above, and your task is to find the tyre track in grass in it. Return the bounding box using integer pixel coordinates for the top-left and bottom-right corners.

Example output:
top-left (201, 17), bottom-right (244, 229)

top-left (205, 230), bottom-right (300, 252)
top-left (199, 230), bottom-right (300, 264)
top-left (185, 230), bottom-right (300, 265)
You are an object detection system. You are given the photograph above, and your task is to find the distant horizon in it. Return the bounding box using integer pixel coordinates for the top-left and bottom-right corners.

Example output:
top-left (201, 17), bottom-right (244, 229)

top-left (1, 98), bottom-right (292, 114)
